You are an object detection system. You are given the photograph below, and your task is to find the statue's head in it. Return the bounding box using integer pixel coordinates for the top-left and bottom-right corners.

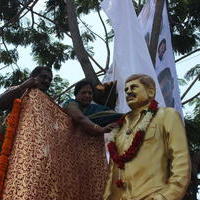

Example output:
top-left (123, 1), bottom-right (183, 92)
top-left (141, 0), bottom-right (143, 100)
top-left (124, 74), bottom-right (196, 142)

top-left (125, 74), bottom-right (156, 109)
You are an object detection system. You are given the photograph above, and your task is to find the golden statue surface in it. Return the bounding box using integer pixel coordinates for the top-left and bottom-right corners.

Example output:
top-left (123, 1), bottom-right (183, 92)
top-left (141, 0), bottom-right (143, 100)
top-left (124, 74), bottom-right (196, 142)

top-left (104, 74), bottom-right (191, 200)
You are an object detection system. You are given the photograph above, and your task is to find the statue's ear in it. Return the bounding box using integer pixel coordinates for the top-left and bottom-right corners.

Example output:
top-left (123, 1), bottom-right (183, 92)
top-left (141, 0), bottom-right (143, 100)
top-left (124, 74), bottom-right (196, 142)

top-left (147, 88), bottom-right (155, 99)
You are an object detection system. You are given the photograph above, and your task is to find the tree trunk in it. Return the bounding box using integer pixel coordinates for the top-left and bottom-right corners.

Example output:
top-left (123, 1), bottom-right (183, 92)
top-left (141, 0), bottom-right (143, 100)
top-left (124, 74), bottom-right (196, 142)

top-left (63, 0), bottom-right (117, 108)
top-left (64, 0), bottom-right (100, 86)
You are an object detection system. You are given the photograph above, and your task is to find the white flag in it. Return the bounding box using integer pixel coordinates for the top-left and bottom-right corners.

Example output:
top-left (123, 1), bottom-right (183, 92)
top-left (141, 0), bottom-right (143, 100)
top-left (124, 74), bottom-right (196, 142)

top-left (101, 0), bottom-right (165, 113)
top-left (138, 0), bottom-right (183, 115)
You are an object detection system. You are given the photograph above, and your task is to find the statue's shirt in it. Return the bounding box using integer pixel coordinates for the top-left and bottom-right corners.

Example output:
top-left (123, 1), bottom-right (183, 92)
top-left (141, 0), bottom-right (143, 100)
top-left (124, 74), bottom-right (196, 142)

top-left (104, 107), bottom-right (191, 200)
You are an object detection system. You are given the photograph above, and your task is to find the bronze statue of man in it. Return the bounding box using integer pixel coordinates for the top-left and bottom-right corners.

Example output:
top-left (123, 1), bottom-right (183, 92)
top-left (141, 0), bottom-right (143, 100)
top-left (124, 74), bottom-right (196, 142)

top-left (104, 74), bottom-right (190, 200)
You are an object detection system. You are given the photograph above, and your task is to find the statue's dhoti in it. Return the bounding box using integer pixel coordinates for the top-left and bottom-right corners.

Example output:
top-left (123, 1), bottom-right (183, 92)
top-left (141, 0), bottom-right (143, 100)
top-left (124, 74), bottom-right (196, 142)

top-left (2, 89), bottom-right (107, 200)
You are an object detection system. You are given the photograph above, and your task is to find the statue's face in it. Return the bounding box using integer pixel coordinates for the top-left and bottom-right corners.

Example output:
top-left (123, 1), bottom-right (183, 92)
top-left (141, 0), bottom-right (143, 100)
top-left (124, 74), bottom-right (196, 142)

top-left (125, 79), bottom-right (152, 109)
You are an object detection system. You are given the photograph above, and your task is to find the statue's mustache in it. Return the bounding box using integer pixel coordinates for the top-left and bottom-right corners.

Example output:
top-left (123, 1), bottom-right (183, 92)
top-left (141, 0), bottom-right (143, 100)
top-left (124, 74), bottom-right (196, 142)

top-left (126, 93), bottom-right (136, 100)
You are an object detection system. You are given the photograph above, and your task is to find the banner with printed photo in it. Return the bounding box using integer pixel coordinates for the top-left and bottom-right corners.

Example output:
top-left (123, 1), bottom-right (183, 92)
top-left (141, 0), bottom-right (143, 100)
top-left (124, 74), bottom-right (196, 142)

top-left (101, 0), bottom-right (165, 113)
top-left (138, 0), bottom-right (183, 115)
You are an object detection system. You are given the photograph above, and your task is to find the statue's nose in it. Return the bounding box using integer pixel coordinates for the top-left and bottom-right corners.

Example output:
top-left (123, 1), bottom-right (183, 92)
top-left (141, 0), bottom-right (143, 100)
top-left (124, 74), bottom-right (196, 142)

top-left (126, 87), bottom-right (132, 94)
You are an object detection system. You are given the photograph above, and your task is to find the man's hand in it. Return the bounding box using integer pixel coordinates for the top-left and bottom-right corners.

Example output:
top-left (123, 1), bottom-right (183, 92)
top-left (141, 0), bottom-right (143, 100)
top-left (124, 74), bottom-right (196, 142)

top-left (25, 76), bottom-right (43, 89)
top-left (102, 122), bottom-right (119, 133)
top-left (93, 122), bottom-right (119, 135)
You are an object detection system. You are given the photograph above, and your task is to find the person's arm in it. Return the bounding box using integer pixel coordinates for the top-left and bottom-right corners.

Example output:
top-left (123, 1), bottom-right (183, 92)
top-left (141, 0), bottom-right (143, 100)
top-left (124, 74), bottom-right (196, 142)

top-left (147, 108), bottom-right (191, 200)
top-left (63, 102), bottom-right (117, 136)
top-left (0, 77), bottom-right (40, 111)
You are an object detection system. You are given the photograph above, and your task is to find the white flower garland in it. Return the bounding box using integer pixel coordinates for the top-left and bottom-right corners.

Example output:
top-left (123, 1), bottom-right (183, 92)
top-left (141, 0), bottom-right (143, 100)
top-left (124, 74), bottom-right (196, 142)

top-left (109, 110), bottom-right (154, 142)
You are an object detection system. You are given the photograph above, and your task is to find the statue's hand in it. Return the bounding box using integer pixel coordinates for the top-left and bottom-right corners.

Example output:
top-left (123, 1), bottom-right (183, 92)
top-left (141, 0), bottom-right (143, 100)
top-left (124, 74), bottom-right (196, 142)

top-left (145, 193), bottom-right (166, 200)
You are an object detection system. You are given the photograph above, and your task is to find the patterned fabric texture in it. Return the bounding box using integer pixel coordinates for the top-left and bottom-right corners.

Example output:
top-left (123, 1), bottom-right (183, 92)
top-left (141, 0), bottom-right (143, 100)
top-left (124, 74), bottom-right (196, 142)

top-left (2, 89), bottom-right (108, 200)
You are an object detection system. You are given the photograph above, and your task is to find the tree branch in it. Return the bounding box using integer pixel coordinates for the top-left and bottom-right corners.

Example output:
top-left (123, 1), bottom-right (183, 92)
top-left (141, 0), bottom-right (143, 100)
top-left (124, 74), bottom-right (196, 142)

top-left (87, 53), bottom-right (106, 72)
top-left (0, 65), bottom-right (10, 71)
top-left (18, 1), bottom-right (72, 38)
top-left (77, 17), bottom-right (106, 72)
top-left (175, 48), bottom-right (200, 63)
top-left (18, 0), bottom-right (105, 75)
top-left (97, 7), bottom-right (111, 71)
top-left (1, 0), bottom-right (36, 29)
top-left (64, 0), bottom-right (100, 86)
top-left (78, 17), bottom-right (105, 42)
top-left (181, 75), bottom-right (199, 100)
top-left (16, 0), bottom-right (39, 23)
top-left (54, 70), bottom-right (104, 100)
top-left (29, 0), bottom-right (39, 29)
top-left (1, 37), bottom-right (20, 70)
top-left (182, 92), bottom-right (200, 105)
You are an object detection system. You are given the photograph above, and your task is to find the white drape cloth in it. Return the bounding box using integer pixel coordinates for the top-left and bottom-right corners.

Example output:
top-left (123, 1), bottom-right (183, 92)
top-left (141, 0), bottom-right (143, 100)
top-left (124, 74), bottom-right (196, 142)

top-left (101, 0), bottom-right (165, 113)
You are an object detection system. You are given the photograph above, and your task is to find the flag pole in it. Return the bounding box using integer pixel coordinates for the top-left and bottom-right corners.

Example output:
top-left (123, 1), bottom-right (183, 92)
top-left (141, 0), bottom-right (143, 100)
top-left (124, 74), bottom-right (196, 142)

top-left (149, 0), bottom-right (165, 66)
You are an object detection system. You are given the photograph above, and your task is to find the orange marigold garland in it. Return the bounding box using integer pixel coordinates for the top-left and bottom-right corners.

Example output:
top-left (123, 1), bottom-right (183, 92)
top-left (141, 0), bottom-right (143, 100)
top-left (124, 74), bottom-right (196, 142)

top-left (0, 99), bottom-right (22, 196)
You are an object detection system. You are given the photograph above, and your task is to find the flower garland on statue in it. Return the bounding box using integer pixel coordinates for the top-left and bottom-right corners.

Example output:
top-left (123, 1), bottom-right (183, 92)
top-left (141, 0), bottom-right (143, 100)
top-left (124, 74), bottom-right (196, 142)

top-left (0, 99), bottom-right (22, 196)
top-left (107, 99), bottom-right (158, 188)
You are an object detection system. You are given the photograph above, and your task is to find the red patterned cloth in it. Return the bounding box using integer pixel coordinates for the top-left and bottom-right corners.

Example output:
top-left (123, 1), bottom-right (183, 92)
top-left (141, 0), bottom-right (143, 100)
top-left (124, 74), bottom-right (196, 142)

top-left (2, 89), bottom-right (107, 200)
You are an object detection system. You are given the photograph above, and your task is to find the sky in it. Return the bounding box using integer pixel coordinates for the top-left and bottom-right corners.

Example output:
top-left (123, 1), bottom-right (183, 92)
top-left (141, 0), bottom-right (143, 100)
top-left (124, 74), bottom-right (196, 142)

top-left (0, 0), bottom-right (200, 116)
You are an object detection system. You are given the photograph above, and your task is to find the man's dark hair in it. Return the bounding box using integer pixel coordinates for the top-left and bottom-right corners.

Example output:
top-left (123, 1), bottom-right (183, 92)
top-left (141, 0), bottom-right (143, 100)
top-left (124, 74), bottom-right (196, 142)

top-left (158, 67), bottom-right (172, 82)
top-left (30, 66), bottom-right (52, 78)
top-left (74, 80), bottom-right (94, 96)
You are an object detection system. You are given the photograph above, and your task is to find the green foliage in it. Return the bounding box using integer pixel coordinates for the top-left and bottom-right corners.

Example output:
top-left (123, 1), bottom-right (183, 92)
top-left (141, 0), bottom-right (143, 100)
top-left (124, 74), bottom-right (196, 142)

top-left (182, 63), bottom-right (200, 200)
top-left (32, 40), bottom-right (73, 70)
top-left (184, 64), bottom-right (200, 81)
top-left (48, 74), bottom-right (72, 105)
top-left (0, 0), bottom-right (20, 21)
top-left (185, 116), bottom-right (200, 152)
top-left (0, 0), bottom-right (200, 70)
top-left (184, 112), bottom-right (200, 200)
top-left (0, 68), bottom-right (29, 88)
top-left (0, 0), bottom-right (103, 70)
top-left (178, 78), bottom-right (187, 86)
top-left (169, 0), bottom-right (200, 54)
top-left (81, 31), bottom-right (96, 43)
top-left (0, 49), bottom-right (18, 65)
top-left (46, 0), bottom-right (70, 39)
top-left (74, 0), bottom-right (99, 15)
top-left (3, 27), bottom-right (32, 47)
